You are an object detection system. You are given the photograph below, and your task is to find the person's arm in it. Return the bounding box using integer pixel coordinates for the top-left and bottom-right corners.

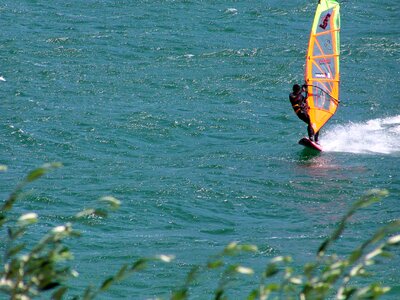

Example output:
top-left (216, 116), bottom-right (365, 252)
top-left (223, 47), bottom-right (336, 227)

top-left (302, 84), bottom-right (308, 89)
top-left (302, 84), bottom-right (308, 98)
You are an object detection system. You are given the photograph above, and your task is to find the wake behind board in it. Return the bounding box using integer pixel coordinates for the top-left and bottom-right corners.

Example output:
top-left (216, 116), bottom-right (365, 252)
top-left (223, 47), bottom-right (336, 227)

top-left (299, 137), bottom-right (322, 151)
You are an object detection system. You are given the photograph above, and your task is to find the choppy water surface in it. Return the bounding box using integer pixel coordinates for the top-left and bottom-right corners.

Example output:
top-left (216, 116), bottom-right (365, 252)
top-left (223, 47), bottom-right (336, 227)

top-left (1, 0), bottom-right (399, 298)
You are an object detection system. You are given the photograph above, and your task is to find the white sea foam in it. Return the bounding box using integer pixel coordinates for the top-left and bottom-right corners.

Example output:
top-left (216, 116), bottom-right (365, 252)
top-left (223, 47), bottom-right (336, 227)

top-left (320, 115), bottom-right (400, 154)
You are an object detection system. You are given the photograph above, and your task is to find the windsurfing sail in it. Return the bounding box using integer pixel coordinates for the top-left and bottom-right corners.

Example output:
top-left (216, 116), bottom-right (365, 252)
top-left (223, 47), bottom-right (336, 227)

top-left (305, 0), bottom-right (340, 134)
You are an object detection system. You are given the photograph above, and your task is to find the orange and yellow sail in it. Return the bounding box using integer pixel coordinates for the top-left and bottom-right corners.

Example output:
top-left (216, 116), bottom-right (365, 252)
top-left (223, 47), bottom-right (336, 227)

top-left (305, 0), bottom-right (340, 134)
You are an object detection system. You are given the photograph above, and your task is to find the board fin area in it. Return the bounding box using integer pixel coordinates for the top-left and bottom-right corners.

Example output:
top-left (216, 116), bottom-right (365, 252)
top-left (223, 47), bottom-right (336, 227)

top-left (299, 137), bottom-right (323, 151)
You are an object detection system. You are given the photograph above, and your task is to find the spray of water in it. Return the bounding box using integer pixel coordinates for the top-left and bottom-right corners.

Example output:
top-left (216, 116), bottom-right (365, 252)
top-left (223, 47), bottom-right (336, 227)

top-left (321, 115), bottom-right (400, 154)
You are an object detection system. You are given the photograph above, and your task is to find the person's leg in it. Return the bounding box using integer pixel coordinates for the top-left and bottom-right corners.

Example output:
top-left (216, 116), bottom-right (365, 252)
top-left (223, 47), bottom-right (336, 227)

top-left (307, 125), bottom-right (314, 141)
top-left (314, 131), bottom-right (319, 143)
top-left (298, 113), bottom-right (314, 140)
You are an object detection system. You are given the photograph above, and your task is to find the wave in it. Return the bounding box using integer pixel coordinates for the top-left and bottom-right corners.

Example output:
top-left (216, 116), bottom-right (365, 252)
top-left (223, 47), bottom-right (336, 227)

top-left (321, 115), bottom-right (400, 154)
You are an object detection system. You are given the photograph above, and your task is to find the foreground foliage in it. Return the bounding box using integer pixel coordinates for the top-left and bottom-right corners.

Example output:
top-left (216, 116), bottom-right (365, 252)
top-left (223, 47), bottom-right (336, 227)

top-left (0, 164), bottom-right (399, 299)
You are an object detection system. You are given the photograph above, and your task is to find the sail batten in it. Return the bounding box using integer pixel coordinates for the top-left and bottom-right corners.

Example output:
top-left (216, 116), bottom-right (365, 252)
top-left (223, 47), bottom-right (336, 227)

top-left (314, 30), bottom-right (340, 37)
top-left (305, 0), bottom-right (340, 134)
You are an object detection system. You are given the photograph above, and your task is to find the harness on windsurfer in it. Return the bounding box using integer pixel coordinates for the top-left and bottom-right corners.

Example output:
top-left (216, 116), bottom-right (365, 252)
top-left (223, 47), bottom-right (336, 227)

top-left (289, 84), bottom-right (319, 143)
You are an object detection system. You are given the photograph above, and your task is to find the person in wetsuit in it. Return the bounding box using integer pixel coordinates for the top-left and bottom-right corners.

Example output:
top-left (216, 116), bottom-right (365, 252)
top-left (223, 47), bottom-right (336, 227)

top-left (289, 84), bottom-right (319, 143)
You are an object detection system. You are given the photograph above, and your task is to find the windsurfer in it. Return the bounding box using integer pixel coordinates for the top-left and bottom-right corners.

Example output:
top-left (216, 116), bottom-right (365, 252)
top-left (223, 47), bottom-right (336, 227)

top-left (289, 84), bottom-right (319, 143)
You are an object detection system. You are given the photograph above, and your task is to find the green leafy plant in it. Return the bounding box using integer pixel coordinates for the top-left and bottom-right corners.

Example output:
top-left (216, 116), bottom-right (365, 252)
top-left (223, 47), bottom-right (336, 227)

top-left (245, 189), bottom-right (399, 300)
top-left (1, 165), bottom-right (399, 300)
top-left (0, 163), bottom-right (76, 299)
top-left (171, 241), bottom-right (258, 300)
top-left (0, 164), bottom-right (175, 300)
top-left (171, 190), bottom-right (399, 300)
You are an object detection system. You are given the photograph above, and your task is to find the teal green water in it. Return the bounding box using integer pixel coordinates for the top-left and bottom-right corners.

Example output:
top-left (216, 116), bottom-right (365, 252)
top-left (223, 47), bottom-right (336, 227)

top-left (1, 0), bottom-right (399, 298)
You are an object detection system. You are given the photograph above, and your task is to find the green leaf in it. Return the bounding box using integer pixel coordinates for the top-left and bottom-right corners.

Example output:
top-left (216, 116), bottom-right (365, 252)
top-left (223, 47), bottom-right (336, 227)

top-left (365, 248), bottom-right (383, 260)
top-left (215, 289), bottom-right (225, 300)
top-left (349, 263), bottom-right (364, 277)
top-left (82, 286), bottom-right (95, 300)
top-left (2, 192), bottom-right (19, 211)
top-left (55, 247), bottom-right (74, 262)
top-left (321, 269), bottom-right (342, 284)
top-left (52, 286), bottom-right (68, 300)
top-left (207, 260), bottom-right (224, 269)
top-left (223, 241), bottom-right (239, 254)
top-left (289, 276), bottom-right (303, 285)
top-left (184, 265), bottom-right (200, 285)
top-left (304, 262), bottom-right (316, 277)
top-left (379, 250), bottom-right (394, 259)
top-left (17, 212), bottom-right (38, 226)
top-left (239, 244), bottom-right (258, 252)
top-left (264, 264), bottom-right (279, 277)
top-left (270, 256), bottom-right (292, 263)
top-left (1, 163), bottom-right (62, 213)
top-left (26, 167), bottom-right (47, 182)
top-left (171, 290), bottom-right (188, 300)
top-left (40, 282), bottom-right (60, 291)
top-left (75, 208), bottom-right (96, 219)
top-left (156, 254), bottom-right (175, 263)
top-left (235, 266), bottom-right (254, 275)
top-left (115, 264), bottom-right (128, 281)
top-left (264, 283), bottom-right (280, 292)
top-left (338, 286), bottom-right (357, 299)
top-left (318, 190), bottom-right (389, 258)
top-left (246, 289), bottom-right (258, 300)
top-left (0, 213), bottom-right (6, 227)
top-left (369, 231), bottom-right (387, 246)
top-left (387, 234), bottom-right (400, 245)
top-left (348, 248), bottom-right (362, 264)
top-left (99, 196), bottom-right (121, 210)
top-left (93, 209), bottom-right (108, 218)
top-left (9, 227), bottom-right (27, 240)
top-left (100, 276), bottom-right (115, 291)
top-left (6, 243), bottom-right (26, 257)
top-left (355, 189), bottom-right (389, 209)
top-left (25, 162), bottom-right (62, 182)
top-left (130, 259), bottom-right (148, 272)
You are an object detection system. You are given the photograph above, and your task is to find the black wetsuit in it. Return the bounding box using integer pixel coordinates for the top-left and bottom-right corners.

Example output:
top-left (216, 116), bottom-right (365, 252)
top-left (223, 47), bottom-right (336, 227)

top-left (289, 91), bottom-right (319, 141)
